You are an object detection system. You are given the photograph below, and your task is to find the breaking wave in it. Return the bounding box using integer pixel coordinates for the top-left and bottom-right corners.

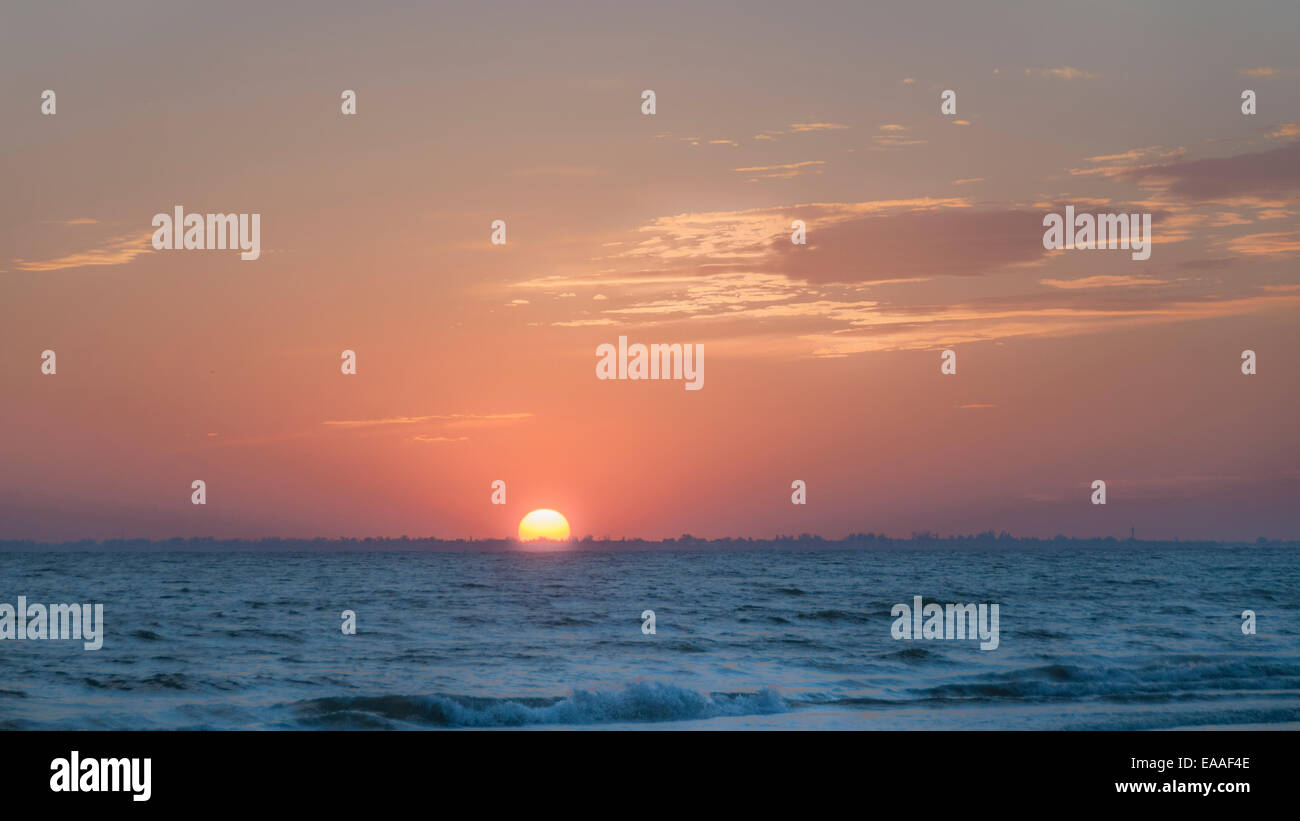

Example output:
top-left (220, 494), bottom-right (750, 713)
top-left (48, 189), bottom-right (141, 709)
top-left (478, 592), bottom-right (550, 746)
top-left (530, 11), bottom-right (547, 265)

top-left (289, 682), bottom-right (788, 729)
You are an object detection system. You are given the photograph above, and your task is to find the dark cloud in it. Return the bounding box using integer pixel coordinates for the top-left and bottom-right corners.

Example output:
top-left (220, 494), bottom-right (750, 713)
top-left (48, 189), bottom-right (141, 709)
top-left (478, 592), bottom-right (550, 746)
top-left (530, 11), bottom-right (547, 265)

top-left (1125, 140), bottom-right (1300, 200)
top-left (764, 209), bottom-right (1049, 283)
top-left (1178, 256), bottom-right (1239, 270)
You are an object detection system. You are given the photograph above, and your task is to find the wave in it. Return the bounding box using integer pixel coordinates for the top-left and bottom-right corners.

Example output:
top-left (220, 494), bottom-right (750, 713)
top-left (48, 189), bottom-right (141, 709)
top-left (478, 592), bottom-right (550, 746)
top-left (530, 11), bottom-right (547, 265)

top-left (882, 646), bottom-right (944, 664)
top-left (797, 609), bottom-right (872, 623)
top-left (288, 682), bottom-right (787, 728)
top-left (82, 673), bottom-right (194, 692)
top-left (1010, 629), bottom-right (1070, 640)
top-left (911, 659), bottom-right (1300, 704)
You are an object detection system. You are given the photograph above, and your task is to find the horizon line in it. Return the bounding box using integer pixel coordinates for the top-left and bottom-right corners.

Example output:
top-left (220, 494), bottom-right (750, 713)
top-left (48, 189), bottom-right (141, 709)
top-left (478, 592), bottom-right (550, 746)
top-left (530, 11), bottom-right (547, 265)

top-left (4, 532), bottom-right (1297, 550)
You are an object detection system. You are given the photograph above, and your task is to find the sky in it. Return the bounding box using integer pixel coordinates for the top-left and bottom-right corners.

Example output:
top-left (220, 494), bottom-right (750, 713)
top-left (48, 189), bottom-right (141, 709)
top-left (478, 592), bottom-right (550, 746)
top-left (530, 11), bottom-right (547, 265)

top-left (1, 0), bottom-right (1298, 542)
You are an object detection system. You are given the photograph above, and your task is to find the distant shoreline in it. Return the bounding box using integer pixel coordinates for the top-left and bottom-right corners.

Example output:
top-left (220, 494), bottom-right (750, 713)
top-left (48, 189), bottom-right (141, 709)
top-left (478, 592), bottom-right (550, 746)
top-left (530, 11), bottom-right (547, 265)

top-left (2, 534), bottom-right (1296, 552)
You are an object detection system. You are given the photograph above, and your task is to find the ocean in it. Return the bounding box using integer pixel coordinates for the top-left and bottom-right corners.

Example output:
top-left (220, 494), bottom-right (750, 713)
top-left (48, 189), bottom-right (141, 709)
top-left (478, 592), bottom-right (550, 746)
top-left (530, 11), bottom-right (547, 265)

top-left (2, 546), bottom-right (1297, 730)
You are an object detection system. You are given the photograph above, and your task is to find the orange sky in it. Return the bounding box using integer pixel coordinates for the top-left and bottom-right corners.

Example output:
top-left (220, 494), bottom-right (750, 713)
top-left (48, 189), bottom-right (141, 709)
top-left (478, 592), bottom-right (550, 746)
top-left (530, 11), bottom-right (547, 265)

top-left (2, 2), bottom-right (1298, 541)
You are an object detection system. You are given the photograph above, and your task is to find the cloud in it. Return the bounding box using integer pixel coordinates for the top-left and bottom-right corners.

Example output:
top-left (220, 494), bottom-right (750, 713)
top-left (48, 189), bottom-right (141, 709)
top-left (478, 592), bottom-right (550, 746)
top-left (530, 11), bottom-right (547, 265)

top-left (797, 291), bottom-right (1300, 357)
top-left (1025, 66), bottom-right (1101, 80)
top-left (788, 123), bottom-right (849, 132)
top-left (1069, 145), bottom-right (1186, 178)
top-left (512, 165), bottom-right (604, 177)
top-left (1123, 140), bottom-right (1300, 200)
top-left (873, 137), bottom-right (927, 148)
top-left (597, 272), bottom-right (818, 319)
top-left (524, 186), bottom-right (1300, 361)
top-left (196, 412), bottom-right (532, 452)
top-left (1239, 67), bottom-right (1281, 77)
top-left (606, 197), bottom-right (1184, 286)
top-left (323, 413), bottom-right (533, 428)
top-left (1040, 275), bottom-right (1166, 289)
top-left (514, 274), bottom-right (703, 290)
top-left (554, 276), bottom-right (1300, 359)
top-left (13, 232), bottom-right (153, 272)
top-left (1106, 474), bottom-right (1249, 498)
top-left (1178, 256), bottom-right (1238, 270)
top-left (762, 207), bottom-right (1050, 283)
top-left (733, 160), bottom-right (826, 180)
top-left (552, 318), bottom-right (618, 327)
top-left (323, 416), bottom-right (437, 427)
top-left (1269, 122), bottom-right (1300, 139)
top-left (872, 126), bottom-right (927, 149)
top-left (1220, 231), bottom-right (1300, 257)
top-left (613, 198), bottom-right (969, 268)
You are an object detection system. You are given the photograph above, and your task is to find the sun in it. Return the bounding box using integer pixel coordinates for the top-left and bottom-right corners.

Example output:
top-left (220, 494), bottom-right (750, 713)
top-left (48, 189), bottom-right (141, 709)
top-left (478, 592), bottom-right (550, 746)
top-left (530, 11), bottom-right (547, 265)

top-left (517, 509), bottom-right (571, 542)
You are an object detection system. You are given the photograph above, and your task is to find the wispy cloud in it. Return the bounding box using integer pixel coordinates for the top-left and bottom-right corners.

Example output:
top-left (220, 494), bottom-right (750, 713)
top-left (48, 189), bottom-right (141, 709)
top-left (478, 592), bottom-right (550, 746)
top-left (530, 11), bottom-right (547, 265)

top-left (323, 413), bottom-right (533, 428)
top-left (1269, 122), bottom-right (1300, 139)
top-left (1025, 66), bottom-right (1101, 80)
top-left (512, 165), bottom-right (604, 177)
top-left (13, 232), bottom-right (153, 272)
top-left (1221, 231), bottom-right (1300, 257)
top-left (1069, 145), bottom-right (1186, 178)
top-left (611, 197), bottom-right (969, 268)
top-left (788, 122), bottom-right (850, 132)
top-left (551, 318), bottom-right (619, 327)
top-left (1040, 275), bottom-right (1165, 289)
top-left (799, 291), bottom-right (1300, 357)
top-left (872, 124), bottom-right (926, 149)
top-left (733, 160), bottom-right (827, 180)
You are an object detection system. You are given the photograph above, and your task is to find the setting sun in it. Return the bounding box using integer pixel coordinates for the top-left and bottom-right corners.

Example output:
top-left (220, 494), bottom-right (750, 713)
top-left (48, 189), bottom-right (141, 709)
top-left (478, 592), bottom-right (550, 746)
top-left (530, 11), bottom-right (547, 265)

top-left (517, 509), bottom-right (571, 542)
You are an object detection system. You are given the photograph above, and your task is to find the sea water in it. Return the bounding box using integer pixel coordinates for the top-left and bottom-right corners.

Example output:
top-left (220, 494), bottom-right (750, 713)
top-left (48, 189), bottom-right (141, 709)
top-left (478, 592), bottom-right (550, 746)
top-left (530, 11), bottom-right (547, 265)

top-left (1, 546), bottom-right (1297, 730)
